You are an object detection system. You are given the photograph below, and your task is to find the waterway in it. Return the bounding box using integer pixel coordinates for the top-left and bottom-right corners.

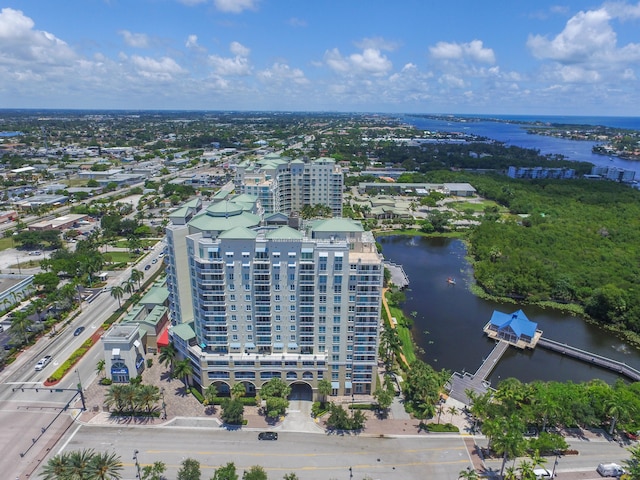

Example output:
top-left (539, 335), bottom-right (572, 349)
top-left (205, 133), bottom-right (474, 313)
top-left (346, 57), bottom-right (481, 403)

top-left (378, 235), bottom-right (640, 386)
top-left (401, 115), bottom-right (640, 178)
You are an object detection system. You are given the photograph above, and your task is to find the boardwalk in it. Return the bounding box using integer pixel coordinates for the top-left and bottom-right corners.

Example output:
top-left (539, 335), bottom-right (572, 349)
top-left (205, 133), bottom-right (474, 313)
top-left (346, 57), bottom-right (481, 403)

top-left (445, 341), bottom-right (509, 404)
top-left (537, 337), bottom-right (640, 382)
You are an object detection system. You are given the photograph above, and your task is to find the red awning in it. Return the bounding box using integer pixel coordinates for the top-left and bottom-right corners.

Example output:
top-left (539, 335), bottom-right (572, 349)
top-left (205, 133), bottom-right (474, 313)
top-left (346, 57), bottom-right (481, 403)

top-left (157, 328), bottom-right (169, 348)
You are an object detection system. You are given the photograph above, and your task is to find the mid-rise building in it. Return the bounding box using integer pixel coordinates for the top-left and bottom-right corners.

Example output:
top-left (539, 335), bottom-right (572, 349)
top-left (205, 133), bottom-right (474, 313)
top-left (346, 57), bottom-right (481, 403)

top-left (235, 154), bottom-right (343, 217)
top-left (165, 196), bottom-right (383, 399)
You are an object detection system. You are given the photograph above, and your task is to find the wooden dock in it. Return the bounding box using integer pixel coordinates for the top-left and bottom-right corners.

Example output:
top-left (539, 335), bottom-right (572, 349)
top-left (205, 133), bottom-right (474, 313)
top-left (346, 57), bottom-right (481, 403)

top-left (445, 341), bottom-right (509, 404)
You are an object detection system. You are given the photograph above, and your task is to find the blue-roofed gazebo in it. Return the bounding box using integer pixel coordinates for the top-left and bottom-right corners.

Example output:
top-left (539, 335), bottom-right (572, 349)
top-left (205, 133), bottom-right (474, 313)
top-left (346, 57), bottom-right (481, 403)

top-left (484, 309), bottom-right (542, 348)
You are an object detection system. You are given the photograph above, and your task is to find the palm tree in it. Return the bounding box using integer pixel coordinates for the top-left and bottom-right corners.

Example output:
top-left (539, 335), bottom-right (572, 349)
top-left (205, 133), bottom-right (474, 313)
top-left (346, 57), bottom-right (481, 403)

top-left (110, 285), bottom-right (125, 309)
top-left (130, 268), bottom-right (144, 289)
top-left (39, 451), bottom-right (71, 480)
top-left (173, 359), bottom-right (193, 392)
top-left (96, 359), bottom-right (106, 379)
top-left (88, 450), bottom-right (123, 480)
top-left (317, 379), bottom-right (332, 404)
top-left (231, 382), bottom-right (246, 399)
top-left (159, 343), bottom-right (178, 374)
top-left (67, 449), bottom-right (96, 479)
top-left (10, 311), bottom-right (34, 344)
top-left (517, 459), bottom-right (535, 480)
top-left (605, 396), bottom-right (632, 435)
top-left (136, 384), bottom-right (161, 413)
top-left (447, 405), bottom-right (458, 424)
top-left (458, 467), bottom-right (479, 480)
top-left (122, 279), bottom-right (135, 297)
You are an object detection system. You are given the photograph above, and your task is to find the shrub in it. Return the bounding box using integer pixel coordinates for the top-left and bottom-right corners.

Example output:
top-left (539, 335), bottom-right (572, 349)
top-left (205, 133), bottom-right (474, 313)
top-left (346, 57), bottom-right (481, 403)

top-left (146, 358), bottom-right (153, 368)
top-left (190, 388), bottom-right (204, 404)
top-left (349, 403), bottom-right (375, 410)
top-left (100, 378), bottom-right (113, 385)
top-left (427, 423), bottom-right (459, 433)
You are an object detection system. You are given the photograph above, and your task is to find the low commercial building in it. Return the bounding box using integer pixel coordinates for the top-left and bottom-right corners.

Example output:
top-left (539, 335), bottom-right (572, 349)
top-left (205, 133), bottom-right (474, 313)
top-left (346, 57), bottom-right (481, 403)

top-left (101, 324), bottom-right (146, 383)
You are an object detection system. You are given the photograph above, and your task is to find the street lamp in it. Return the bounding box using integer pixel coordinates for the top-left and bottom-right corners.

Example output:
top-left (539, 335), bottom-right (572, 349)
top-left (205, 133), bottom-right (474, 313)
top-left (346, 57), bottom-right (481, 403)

top-left (348, 466), bottom-right (353, 480)
top-left (133, 449), bottom-right (141, 479)
top-left (551, 450), bottom-right (561, 478)
top-left (161, 388), bottom-right (167, 420)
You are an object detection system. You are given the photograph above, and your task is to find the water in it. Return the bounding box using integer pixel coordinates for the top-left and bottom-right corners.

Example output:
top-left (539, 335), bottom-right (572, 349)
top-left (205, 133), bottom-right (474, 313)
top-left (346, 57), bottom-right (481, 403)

top-left (401, 115), bottom-right (640, 178)
top-left (378, 235), bottom-right (640, 385)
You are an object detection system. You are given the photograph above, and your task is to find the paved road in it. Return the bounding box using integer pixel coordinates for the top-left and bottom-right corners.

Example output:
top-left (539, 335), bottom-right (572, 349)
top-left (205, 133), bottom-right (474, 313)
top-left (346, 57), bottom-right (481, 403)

top-left (51, 427), bottom-right (472, 480)
top-left (0, 240), bottom-right (166, 480)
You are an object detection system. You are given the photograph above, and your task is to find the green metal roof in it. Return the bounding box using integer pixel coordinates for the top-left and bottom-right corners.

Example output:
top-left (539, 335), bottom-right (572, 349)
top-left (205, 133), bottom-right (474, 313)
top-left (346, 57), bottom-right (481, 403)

top-left (218, 225), bottom-right (259, 240)
top-left (189, 209), bottom-right (261, 231)
top-left (311, 218), bottom-right (364, 233)
top-left (139, 286), bottom-right (169, 306)
top-left (205, 200), bottom-right (244, 217)
top-left (172, 322), bottom-right (196, 341)
top-left (169, 205), bottom-right (191, 219)
top-left (266, 225), bottom-right (304, 240)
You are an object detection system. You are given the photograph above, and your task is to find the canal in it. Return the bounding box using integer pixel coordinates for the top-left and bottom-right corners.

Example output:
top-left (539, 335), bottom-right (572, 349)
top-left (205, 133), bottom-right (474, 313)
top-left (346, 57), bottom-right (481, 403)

top-left (378, 235), bottom-right (640, 385)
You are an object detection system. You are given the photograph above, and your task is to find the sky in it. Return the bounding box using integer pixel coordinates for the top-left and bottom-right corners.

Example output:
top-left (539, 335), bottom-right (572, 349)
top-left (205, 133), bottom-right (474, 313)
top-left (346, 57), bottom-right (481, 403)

top-left (1, 0), bottom-right (640, 116)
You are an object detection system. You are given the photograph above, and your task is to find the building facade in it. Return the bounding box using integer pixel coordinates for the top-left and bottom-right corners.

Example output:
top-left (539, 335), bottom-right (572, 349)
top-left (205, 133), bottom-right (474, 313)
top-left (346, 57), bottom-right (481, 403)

top-left (165, 196), bottom-right (383, 399)
top-left (235, 154), bottom-right (344, 217)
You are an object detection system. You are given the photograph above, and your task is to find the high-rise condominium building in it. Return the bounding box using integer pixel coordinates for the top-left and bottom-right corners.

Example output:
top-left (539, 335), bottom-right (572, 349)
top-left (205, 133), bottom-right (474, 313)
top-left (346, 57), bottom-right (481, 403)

top-left (235, 154), bottom-right (344, 217)
top-left (165, 195), bottom-right (383, 399)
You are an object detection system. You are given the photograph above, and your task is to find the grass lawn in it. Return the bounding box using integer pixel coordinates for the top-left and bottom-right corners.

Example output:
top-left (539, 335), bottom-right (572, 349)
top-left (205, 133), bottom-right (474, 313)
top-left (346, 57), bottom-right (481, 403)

top-left (105, 251), bottom-right (134, 263)
top-left (388, 303), bottom-right (417, 365)
top-left (448, 199), bottom-right (503, 213)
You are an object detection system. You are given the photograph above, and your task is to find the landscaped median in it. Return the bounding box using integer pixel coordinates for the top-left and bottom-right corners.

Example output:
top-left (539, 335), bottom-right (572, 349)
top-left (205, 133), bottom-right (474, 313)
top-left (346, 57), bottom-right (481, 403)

top-left (44, 329), bottom-right (104, 386)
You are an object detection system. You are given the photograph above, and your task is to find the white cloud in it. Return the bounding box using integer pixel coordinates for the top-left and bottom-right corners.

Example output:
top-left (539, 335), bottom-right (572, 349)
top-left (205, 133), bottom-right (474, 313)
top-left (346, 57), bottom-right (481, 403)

top-left (324, 48), bottom-right (392, 76)
top-left (186, 34), bottom-right (199, 49)
top-left (230, 41), bottom-right (250, 57)
top-left (288, 17), bottom-right (307, 27)
top-left (119, 30), bottom-right (150, 48)
top-left (258, 62), bottom-right (308, 85)
top-left (527, 9), bottom-right (616, 63)
top-left (0, 8), bottom-right (76, 66)
top-left (130, 55), bottom-right (185, 80)
top-left (208, 41), bottom-right (251, 76)
top-left (214, 0), bottom-right (258, 14)
top-left (429, 40), bottom-right (496, 64)
top-left (355, 37), bottom-right (399, 52)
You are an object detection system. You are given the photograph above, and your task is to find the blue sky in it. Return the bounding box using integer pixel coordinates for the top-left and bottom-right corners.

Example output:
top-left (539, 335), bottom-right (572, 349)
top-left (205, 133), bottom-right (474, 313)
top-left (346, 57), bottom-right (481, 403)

top-left (1, 0), bottom-right (640, 115)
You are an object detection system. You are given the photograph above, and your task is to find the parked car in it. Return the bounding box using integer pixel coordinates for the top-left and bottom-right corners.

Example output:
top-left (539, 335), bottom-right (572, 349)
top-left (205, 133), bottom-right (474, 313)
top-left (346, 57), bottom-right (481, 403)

top-left (258, 432), bottom-right (278, 441)
top-left (73, 326), bottom-right (85, 336)
top-left (34, 355), bottom-right (52, 371)
top-left (145, 264), bottom-right (151, 271)
top-left (596, 463), bottom-right (625, 477)
top-left (533, 468), bottom-right (554, 479)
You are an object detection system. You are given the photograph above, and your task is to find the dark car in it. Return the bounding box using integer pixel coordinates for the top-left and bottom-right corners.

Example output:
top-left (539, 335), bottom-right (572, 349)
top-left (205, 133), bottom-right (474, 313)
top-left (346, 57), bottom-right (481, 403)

top-left (73, 326), bottom-right (85, 336)
top-left (145, 264), bottom-right (151, 271)
top-left (258, 432), bottom-right (278, 441)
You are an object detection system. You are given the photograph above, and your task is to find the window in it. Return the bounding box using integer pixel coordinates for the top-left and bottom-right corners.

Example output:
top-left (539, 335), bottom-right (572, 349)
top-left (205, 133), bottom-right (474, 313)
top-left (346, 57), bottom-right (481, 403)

top-left (229, 294), bottom-right (236, 301)
top-left (332, 355), bottom-right (340, 362)
top-left (245, 284), bottom-right (251, 291)
top-left (230, 305), bottom-right (236, 311)
top-left (231, 315), bottom-right (237, 321)
top-left (333, 335), bottom-right (340, 343)
top-left (289, 294), bottom-right (296, 302)
top-left (245, 294), bottom-right (251, 301)
top-left (275, 325), bottom-right (281, 331)
top-left (290, 325), bottom-right (296, 331)
top-left (232, 334), bottom-right (238, 341)
top-left (247, 334), bottom-right (253, 340)
top-left (290, 315), bottom-right (296, 322)
top-left (275, 315), bottom-right (281, 322)
top-left (274, 284), bottom-right (281, 291)
top-left (231, 325), bottom-right (238, 331)
top-left (289, 305), bottom-right (296, 312)
top-left (289, 284), bottom-right (295, 291)
top-left (290, 335), bottom-right (296, 341)
top-left (245, 305), bottom-right (252, 311)
top-left (349, 295), bottom-right (355, 302)
top-left (246, 315), bottom-right (252, 321)
top-left (275, 334), bottom-right (281, 341)
top-left (333, 306), bottom-right (341, 313)
top-left (332, 345), bottom-right (340, 352)
top-left (318, 326), bottom-right (326, 333)
top-left (334, 295), bottom-right (341, 303)
top-left (318, 335), bottom-right (325, 343)
top-left (275, 305), bottom-right (281, 311)
top-left (319, 295), bottom-right (326, 303)
top-left (275, 295), bottom-right (281, 302)
top-left (246, 325), bottom-right (253, 331)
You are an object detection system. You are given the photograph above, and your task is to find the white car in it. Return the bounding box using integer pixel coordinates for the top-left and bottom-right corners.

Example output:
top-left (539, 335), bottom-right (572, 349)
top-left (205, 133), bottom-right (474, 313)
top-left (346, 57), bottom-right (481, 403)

top-left (34, 355), bottom-right (52, 371)
top-left (533, 468), bottom-right (554, 479)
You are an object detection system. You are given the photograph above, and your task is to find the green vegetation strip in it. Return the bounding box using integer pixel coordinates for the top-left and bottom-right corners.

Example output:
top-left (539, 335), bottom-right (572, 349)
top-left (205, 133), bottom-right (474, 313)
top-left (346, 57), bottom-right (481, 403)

top-left (47, 338), bottom-right (95, 383)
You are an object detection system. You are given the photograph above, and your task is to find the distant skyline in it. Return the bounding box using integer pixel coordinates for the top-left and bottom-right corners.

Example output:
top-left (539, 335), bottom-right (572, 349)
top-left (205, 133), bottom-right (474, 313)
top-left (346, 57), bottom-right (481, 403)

top-left (1, 1), bottom-right (640, 116)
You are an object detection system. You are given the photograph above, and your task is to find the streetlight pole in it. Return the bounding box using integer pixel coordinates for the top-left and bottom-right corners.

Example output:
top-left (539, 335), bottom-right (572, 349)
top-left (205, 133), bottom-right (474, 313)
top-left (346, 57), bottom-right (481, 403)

top-left (348, 466), bottom-right (353, 480)
top-left (551, 450), bottom-right (561, 478)
top-left (133, 449), bottom-right (141, 479)
top-left (161, 388), bottom-right (167, 419)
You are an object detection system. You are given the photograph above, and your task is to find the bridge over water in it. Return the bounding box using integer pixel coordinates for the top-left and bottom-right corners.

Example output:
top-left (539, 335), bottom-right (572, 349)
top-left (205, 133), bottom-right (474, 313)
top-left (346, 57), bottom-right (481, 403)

top-left (446, 336), bottom-right (640, 405)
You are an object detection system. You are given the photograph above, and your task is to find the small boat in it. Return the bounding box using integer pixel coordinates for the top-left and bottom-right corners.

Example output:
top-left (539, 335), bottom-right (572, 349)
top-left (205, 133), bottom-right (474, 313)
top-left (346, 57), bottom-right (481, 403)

top-left (447, 277), bottom-right (456, 285)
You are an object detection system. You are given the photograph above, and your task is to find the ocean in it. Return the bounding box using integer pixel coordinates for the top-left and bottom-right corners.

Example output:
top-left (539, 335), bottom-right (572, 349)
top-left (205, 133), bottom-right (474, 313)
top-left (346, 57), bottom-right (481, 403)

top-left (400, 114), bottom-right (640, 176)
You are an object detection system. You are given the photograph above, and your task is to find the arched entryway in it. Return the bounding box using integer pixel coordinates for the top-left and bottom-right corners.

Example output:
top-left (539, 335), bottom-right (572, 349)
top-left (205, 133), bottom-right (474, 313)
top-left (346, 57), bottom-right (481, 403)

top-left (288, 381), bottom-right (313, 401)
